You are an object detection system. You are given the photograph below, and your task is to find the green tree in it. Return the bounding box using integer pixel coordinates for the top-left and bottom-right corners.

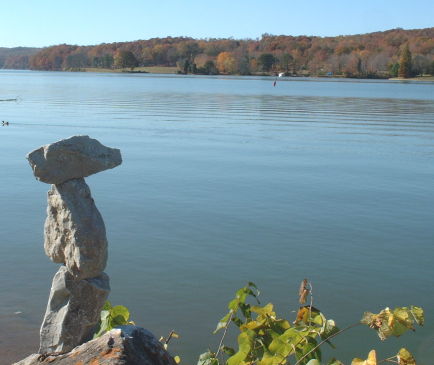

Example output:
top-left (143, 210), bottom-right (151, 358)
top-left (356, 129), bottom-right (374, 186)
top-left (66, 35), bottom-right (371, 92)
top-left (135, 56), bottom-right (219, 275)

top-left (65, 53), bottom-right (88, 69)
top-left (389, 62), bottom-right (400, 77)
top-left (398, 44), bottom-right (412, 78)
top-left (257, 53), bottom-right (276, 72)
top-left (114, 50), bottom-right (138, 70)
top-left (203, 60), bottom-right (219, 75)
top-left (177, 41), bottom-right (201, 63)
top-left (280, 53), bottom-right (293, 73)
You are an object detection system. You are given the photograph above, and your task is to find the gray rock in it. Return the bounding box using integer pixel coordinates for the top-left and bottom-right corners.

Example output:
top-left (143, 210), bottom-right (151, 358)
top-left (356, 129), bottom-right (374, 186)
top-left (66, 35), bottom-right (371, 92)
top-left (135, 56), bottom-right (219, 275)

top-left (45, 178), bottom-right (107, 279)
top-left (27, 135), bottom-right (122, 184)
top-left (12, 326), bottom-right (176, 365)
top-left (14, 326), bottom-right (177, 365)
top-left (39, 266), bottom-right (110, 354)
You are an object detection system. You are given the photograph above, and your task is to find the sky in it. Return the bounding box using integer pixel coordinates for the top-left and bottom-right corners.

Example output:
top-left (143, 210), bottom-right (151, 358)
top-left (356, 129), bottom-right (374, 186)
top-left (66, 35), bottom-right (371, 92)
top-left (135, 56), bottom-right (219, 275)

top-left (0, 0), bottom-right (433, 48)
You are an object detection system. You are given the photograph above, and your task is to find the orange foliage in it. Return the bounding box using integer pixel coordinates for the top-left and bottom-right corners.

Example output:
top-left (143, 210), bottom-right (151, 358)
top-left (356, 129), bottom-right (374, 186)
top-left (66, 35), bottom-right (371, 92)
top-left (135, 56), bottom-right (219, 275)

top-left (4, 27), bottom-right (431, 77)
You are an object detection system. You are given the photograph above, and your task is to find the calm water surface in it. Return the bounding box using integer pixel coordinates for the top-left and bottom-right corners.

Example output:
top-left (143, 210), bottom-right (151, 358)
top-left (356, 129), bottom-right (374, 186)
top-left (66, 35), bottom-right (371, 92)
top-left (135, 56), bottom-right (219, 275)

top-left (0, 70), bottom-right (433, 364)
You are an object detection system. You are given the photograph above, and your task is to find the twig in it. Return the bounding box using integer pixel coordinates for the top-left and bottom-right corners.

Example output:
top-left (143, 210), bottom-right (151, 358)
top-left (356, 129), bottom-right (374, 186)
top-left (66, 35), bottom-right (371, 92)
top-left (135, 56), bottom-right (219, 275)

top-left (294, 322), bottom-right (361, 365)
top-left (215, 311), bottom-right (234, 358)
top-left (378, 356), bottom-right (399, 364)
top-left (164, 330), bottom-right (176, 345)
top-left (308, 281), bottom-right (313, 324)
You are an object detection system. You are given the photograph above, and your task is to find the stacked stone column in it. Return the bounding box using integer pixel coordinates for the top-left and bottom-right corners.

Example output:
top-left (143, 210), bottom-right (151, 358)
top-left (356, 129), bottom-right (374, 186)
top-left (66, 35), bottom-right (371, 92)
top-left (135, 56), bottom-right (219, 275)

top-left (27, 136), bottom-right (122, 354)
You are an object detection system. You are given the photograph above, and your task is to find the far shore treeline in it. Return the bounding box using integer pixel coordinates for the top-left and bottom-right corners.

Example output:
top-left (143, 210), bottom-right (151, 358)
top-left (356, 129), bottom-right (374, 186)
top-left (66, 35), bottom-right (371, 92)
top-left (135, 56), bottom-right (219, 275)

top-left (1, 27), bottom-right (434, 78)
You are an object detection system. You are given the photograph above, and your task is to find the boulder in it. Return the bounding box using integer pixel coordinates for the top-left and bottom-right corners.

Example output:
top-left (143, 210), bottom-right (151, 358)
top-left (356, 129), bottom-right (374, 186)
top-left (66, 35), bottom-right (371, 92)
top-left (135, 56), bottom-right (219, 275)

top-left (27, 135), bottom-right (122, 184)
top-left (13, 326), bottom-right (177, 365)
top-left (45, 178), bottom-right (107, 279)
top-left (39, 266), bottom-right (110, 354)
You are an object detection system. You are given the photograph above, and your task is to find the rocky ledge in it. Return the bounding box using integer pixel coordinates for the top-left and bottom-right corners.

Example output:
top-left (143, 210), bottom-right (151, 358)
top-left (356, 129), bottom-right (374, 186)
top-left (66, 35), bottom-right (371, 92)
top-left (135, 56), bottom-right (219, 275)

top-left (13, 326), bottom-right (177, 365)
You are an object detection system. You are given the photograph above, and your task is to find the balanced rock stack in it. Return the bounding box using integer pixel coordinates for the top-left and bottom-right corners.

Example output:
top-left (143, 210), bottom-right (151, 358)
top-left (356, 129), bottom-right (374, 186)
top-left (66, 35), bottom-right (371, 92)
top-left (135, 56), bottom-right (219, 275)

top-left (26, 135), bottom-right (122, 354)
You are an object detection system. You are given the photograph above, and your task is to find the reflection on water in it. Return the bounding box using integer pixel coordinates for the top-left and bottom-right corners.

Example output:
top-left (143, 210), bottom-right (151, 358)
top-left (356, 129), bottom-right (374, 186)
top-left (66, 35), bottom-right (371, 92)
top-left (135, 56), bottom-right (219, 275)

top-left (0, 71), bottom-right (433, 364)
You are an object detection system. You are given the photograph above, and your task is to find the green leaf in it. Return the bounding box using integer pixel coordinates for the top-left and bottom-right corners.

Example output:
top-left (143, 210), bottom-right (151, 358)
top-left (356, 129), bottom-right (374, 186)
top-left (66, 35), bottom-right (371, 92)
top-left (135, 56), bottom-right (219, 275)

top-left (295, 337), bottom-right (321, 365)
top-left (410, 306), bottom-right (424, 326)
top-left (236, 288), bottom-right (248, 303)
top-left (242, 318), bottom-right (266, 331)
top-left (111, 305), bottom-right (130, 322)
top-left (247, 281), bottom-right (258, 289)
top-left (93, 318), bottom-right (111, 338)
top-left (222, 346), bottom-right (236, 356)
top-left (228, 298), bottom-right (240, 312)
top-left (397, 348), bottom-right (416, 365)
top-left (102, 300), bottom-right (112, 311)
top-left (257, 358), bottom-right (280, 365)
top-left (361, 306), bottom-right (423, 340)
top-left (214, 312), bottom-right (232, 333)
top-left (239, 303), bottom-right (252, 320)
top-left (251, 303), bottom-right (275, 317)
top-left (227, 330), bottom-right (255, 365)
top-left (267, 327), bottom-right (302, 360)
top-left (112, 315), bottom-right (128, 326)
top-left (100, 310), bottom-right (110, 321)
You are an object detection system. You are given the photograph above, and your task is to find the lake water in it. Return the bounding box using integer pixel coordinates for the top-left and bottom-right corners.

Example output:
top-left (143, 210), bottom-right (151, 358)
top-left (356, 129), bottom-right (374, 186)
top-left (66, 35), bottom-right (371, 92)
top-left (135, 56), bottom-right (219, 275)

top-left (0, 70), bottom-right (433, 364)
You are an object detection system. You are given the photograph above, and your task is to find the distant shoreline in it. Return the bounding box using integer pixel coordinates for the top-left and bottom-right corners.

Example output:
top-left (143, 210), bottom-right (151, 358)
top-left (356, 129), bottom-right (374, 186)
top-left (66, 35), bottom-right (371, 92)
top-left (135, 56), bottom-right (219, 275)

top-left (2, 67), bottom-right (434, 82)
top-left (58, 67), bottom-right (434, 81)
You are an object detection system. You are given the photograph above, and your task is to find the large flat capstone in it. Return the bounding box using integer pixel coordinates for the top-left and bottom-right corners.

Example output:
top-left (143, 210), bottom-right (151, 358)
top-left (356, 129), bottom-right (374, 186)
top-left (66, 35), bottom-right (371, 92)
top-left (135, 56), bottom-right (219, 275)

top-left (45, 178), bottom-right (107, 279)
top-left (39, 266), bottom-right (110, 354)
top-left (27, 135), bottom-right (122, 184)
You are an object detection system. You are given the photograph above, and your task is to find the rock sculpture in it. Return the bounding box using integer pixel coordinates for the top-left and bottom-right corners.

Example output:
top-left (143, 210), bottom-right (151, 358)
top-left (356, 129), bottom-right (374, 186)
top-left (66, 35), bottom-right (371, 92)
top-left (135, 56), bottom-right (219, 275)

top-left (26, 135), bottom-right (122, 354)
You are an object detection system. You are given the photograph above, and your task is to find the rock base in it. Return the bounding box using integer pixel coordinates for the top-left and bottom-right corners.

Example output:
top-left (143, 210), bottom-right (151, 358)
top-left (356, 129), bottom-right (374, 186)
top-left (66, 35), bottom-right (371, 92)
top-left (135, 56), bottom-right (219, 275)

top-left (39, 266), bottom-right (110, 354)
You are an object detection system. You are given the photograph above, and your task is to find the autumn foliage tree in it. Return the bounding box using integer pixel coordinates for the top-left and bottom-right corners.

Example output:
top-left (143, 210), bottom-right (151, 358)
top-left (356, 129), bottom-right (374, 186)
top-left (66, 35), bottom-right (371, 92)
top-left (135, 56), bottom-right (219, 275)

top-left (113, 50), bottom-right (138, 70)
top-left (216, 52), bottom-right (237, 74)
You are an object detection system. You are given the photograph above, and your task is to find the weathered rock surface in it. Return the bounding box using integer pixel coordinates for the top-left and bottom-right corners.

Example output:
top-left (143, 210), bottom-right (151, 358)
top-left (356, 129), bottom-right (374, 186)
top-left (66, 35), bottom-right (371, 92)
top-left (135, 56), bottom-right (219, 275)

top-left (13, 326), bottom-right (177, 365)
top-left (45, 178), bottom-right (107, 279)
top-left (27, 135), bottom-right (122, 184)
top-left (39, 266), bottom-right (110, 354)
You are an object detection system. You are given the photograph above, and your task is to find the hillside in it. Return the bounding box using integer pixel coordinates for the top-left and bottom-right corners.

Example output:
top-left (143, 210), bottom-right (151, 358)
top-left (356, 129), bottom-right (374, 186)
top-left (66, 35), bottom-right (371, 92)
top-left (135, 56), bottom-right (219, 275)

top-left (7, 28), bottom-right (434, 77)
top-left (0, 47), bottom-right (41, 69)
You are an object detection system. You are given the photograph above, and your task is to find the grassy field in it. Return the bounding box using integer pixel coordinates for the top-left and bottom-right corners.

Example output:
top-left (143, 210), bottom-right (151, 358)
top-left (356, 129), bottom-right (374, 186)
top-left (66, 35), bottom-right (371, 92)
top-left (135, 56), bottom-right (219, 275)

top-left (81, 66), bottom-right (178, 74)
top-left (389, 75), bottom-right (434, 81)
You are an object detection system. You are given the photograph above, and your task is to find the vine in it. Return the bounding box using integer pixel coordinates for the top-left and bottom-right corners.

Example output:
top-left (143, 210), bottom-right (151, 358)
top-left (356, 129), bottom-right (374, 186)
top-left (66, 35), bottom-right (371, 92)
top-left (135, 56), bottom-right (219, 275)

top-left (198, 280), bottom-right (424, 365)
top-left (94, 280), bottom-right (424, 365)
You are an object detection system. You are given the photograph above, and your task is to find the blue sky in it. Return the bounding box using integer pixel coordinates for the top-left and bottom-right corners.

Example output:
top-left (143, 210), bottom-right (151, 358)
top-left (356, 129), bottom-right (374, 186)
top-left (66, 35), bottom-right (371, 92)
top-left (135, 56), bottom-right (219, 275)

top-left (1, 0), bottom-right (433, 48)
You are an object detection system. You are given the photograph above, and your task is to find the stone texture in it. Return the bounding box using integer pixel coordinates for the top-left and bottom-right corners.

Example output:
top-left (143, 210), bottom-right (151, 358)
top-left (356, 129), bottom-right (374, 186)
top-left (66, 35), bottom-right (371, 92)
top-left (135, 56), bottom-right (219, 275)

top-left (45, 178), bottom-right (107, 279)
top-left (39, 266), bottom-right (110, 354)
top-left (13, 326), bottom-right (177, 365)
top-left (27, 135), bottom-right (122, 184)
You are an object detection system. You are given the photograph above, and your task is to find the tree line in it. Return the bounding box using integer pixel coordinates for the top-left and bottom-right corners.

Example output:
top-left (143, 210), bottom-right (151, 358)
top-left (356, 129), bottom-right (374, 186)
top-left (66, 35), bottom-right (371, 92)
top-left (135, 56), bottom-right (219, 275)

top-left (3, 28), bottom-right (434, 78)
